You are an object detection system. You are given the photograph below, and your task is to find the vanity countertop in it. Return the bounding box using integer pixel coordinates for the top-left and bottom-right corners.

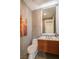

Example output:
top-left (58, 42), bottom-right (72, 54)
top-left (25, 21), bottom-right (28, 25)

top-left (37, 36), bottom-right (59, 41)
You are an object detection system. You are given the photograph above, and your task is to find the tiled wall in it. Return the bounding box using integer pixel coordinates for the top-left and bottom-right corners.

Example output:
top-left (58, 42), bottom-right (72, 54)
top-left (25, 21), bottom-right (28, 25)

top-left (32, 9), bottom-right (42, 38)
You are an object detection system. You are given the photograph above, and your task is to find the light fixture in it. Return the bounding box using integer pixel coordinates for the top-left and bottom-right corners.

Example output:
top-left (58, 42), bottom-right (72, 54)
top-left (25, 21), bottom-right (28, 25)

top-left (43, 13), bottom-right (47, 16)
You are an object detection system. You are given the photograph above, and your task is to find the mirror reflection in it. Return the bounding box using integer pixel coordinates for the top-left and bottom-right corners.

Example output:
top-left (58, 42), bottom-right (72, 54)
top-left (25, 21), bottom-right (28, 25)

top-left (42, 7), bottom-right (56, 33)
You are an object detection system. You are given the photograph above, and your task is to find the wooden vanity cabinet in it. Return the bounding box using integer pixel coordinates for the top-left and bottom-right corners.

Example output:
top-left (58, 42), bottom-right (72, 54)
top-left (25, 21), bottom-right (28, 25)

top-left (38, 40), bottom-right (47, 52)
top-left (38, 40), bottom-right (59, 55)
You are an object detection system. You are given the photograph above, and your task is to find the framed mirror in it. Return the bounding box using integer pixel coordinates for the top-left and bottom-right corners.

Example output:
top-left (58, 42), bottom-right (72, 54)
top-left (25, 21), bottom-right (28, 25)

top-left (42, 7), bottom-right (56, 34)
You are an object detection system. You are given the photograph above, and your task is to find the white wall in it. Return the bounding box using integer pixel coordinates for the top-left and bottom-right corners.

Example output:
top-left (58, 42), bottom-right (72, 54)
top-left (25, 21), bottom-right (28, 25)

top-left (20, 0), bottom-right (32, 58)
top-left (56, 5), bottom-right (59, 34)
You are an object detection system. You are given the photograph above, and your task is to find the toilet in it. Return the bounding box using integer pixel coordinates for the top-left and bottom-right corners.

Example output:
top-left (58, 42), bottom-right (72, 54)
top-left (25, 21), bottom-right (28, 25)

top-left (27, 39), bottom-right (38, 59)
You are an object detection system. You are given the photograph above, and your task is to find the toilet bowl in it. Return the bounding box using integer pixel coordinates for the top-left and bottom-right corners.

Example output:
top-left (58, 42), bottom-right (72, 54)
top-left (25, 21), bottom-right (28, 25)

top-left (27, 39), bottom-right (38, 59)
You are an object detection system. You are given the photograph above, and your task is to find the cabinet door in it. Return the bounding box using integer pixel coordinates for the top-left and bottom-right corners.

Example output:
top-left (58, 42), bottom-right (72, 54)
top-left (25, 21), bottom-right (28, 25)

top-left (47, 41), bottom-right (59, 55)
top-left (38, 40), bottom-right (47, 52)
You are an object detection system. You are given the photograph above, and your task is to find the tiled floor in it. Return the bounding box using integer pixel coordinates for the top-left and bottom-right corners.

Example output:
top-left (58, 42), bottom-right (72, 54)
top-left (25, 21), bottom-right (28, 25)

top-left (35, 51), bottom-right (59, 59)
top-left (21, 51), bottom-right (59, 59)
top-left (21, 54), bottom-right (28, 59)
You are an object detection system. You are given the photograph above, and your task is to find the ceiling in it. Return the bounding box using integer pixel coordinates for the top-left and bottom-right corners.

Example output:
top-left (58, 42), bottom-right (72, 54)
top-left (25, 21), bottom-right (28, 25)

top-left (23, 0), bottom-right (58, 10)
top-left (32, 0), bottom-right (54, 5)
